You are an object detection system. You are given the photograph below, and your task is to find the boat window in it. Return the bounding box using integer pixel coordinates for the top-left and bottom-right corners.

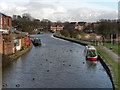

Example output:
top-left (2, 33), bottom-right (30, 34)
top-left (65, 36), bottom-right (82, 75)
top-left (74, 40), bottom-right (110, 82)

top-left (87, 50), bottom-right (97, 57)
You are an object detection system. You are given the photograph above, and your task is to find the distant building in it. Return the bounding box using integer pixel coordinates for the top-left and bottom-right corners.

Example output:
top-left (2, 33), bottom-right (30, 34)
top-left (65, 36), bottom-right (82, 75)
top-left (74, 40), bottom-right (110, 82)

top-left (50, 25), bottom-right (64, 32)
top-left (70, 22), bottom-right (88, 31)
top-left (0, 12), bottom-right (12, 34)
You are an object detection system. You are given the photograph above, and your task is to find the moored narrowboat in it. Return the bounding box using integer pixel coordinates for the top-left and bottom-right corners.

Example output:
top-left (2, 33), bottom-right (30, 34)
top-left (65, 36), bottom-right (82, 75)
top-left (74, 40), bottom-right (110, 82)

top-left (85, 45), bottom-right (98, 61)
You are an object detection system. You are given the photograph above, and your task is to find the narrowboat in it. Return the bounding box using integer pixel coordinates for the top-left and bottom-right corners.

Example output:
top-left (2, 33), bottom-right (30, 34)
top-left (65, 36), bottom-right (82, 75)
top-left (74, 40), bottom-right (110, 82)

top-left (84, 45), bottom-right (98, 61)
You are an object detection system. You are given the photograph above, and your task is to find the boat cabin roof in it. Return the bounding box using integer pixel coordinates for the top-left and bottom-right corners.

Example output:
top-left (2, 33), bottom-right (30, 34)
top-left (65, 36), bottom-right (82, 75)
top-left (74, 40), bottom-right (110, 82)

top-left (86, 45), bottom-right (96, 50)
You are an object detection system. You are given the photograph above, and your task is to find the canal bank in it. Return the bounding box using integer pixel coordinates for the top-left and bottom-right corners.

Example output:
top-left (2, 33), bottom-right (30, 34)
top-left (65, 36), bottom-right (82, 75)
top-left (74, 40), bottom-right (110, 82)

top-left (53, 34), bottom-right (118, 90)
top-left (53, 34), bottom-right (88, 46)
top-left (2, 43), bottom-right (33, 68)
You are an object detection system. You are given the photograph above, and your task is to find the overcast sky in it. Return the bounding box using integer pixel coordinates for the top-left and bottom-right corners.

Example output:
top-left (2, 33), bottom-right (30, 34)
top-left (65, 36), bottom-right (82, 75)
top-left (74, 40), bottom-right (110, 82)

top-left (0, 0), bottom-right (119, 22)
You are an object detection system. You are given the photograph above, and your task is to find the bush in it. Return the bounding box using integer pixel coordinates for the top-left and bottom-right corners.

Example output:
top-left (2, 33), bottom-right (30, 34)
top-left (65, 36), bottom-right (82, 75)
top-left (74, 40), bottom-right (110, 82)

top-left (22, 46), bottom-right (26, 50)
top-left (60, 30), bottom-right (70, 37)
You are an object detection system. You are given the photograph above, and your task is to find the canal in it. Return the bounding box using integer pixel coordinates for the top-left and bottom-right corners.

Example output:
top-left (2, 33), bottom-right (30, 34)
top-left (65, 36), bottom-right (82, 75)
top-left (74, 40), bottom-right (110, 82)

top-left (2, 34), bottom-right (113, 88)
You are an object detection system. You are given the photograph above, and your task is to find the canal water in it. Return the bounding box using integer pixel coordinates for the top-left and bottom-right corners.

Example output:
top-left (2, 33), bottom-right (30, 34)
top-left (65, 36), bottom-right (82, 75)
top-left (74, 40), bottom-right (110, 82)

top-left (2, 34), bottom-right (113, 88)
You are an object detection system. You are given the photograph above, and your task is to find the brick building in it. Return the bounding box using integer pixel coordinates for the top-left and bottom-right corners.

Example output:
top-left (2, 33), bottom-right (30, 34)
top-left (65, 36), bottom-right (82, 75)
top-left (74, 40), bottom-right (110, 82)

top-left (70, 22), bottom-right (88, 31)
top-left (0, 12), bottom-right (32, 55)
top-left (50, 25), bottom-right (64, 32)
top-left (0, 33), bottom-right (3, 54)
top-left (0, 12), bottom-right (12, 34)
top-left (0, 12), bottom-right (13, 55)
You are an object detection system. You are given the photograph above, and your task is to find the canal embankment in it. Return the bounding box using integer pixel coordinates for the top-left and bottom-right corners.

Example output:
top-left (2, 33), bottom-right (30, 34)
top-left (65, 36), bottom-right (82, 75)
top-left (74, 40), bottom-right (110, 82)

top-left (53, 34), bottom-right (119, 90)
top-left (53, 34), bottom-right (88, 46)
top-left (2, 43), bottom-right (33, 68)
top-left (95, 46), bottom-right (119, 90)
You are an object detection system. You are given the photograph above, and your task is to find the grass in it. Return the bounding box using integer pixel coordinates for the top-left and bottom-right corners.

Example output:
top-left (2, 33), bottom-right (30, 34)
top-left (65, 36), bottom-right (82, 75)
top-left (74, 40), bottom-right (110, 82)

top-left (42, 31), bottom-right (52, 34)
top-left (103, 43), bottom-right (120, 55)
top-left (95, 46), bottom-right (120, 90)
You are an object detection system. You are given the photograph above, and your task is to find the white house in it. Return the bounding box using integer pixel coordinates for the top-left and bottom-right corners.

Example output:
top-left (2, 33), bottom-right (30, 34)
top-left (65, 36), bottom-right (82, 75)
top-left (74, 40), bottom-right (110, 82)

top-left (13, 39), bottom-right (21, 53)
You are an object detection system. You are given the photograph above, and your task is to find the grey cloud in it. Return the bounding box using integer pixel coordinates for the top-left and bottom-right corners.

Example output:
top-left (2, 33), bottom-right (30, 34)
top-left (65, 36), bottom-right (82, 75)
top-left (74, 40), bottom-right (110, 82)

top-left (0, 1), bottom-right (118, 22)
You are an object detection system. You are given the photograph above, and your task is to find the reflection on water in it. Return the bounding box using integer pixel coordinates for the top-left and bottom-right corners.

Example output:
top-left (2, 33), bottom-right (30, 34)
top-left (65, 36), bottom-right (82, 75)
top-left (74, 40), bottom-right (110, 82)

top-left (86, 60), bottom-right (97, 66)
top-left (86, 60), bottom-right (97, 69)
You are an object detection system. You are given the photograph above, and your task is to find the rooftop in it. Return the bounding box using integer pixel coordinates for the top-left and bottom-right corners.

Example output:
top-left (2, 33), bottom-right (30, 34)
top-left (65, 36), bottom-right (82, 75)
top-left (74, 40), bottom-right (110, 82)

top-left (0, 12), bottom-right (11, 17)
top-left (86, 45), bottom-right (96, 50)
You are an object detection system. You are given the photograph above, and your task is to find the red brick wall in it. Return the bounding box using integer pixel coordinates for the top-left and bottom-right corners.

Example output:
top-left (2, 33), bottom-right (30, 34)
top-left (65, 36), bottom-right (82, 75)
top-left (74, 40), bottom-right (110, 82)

top-left (0, 35), bottom-right (3, 54)
top-left (51, 26), bottom-right (56, 31)
top-left (4, 41), bottom-right (14, 55)
top-left (21, 38), bottom-right (25, 48)
top-left (3, 34), bottom-right (14, 55)
top-left (2, 16), bottom-right (12, 31)
top-left (56, 27), bottom-right (63, 31)
top-left (8, 17), bottom-right (12, 31)
top-left (75, 26), bottom-right (83, 30)
top-left (51, 26), bottom-right (63, 31)
top-left (2, 16), bottom-right (5, 30)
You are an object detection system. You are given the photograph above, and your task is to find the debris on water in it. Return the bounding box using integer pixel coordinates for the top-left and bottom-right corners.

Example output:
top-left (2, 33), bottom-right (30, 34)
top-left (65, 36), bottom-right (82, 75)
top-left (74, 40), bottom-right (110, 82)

top-left (63, 63), bottom-right (65, 66)
top-left (2, 82), bottom-right (7, 87)
top-left (16, 84), bottom-right (20, 87)
top-left (2, 84), bottom-right (7, 87)
top-left (5, 84), bottom-right (7, 86)
top-left (2, 81), bottom-right (6, 84)
top-left (70, 50), bottom-right (72, 52)
top-left (83, 62), bottom-right (85, 64)
top-left (2, 84), bottom-right (5, 87)
top-left (47, 70), bottom-right (50, 72)
top-left (32, 78), bottom-right (35, 80)
top-left (63, 61), bottom-right (65, 63)
top-left (69, 65), bottom-right (72, 66)
top-left (46, 59), bottom-right (48, 61)
top-left (50, 62), bottom-right (52, 63)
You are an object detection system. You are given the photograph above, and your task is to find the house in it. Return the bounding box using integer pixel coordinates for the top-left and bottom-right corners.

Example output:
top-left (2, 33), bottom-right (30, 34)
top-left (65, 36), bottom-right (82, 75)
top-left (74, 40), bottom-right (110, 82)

top-left (12, 34), bottom-right (30, 53)
top-left (50, 25), bottom-right (64, 33)
top-left (13, 38), bottom-right (21, 53)
top-left (70, 22), bottom-right (88, 31)
top-left (0, 12), bottom-right (13, 55)
top-left (0, 12), bottom-right (12, 34)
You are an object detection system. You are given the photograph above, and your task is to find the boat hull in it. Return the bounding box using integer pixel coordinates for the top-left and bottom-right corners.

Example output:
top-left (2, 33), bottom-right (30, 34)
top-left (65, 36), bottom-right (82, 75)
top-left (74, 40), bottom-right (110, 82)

top-left (87, 57), bottom-right (97, 61)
